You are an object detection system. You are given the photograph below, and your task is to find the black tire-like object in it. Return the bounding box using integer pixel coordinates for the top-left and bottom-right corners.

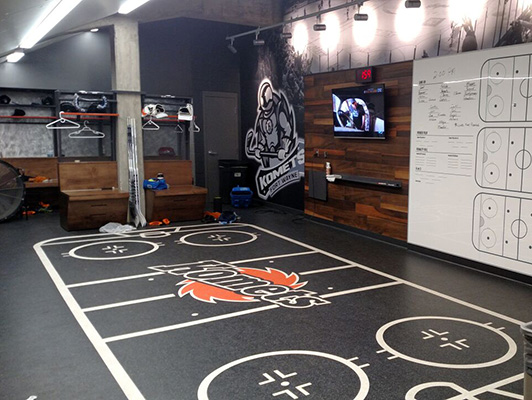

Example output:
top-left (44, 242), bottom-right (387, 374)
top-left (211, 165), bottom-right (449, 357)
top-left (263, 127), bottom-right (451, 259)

top-left (0, 160), bottom-right (25, 222)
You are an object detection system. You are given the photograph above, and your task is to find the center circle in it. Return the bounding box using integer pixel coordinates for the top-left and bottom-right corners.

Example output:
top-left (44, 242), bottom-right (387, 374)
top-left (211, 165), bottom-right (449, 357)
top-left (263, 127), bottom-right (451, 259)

top-left (515, 150), bottom-right (532, 170)
top-left (511, 219), bottom-right (528, 239)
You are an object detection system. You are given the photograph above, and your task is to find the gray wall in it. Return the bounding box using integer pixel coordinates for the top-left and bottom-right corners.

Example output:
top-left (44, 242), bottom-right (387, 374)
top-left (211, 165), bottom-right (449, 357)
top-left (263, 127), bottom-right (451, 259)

top-left (0, 32), bottom-right (112, 157)
top-left (139, 18), bottom-right (246, 187)
top-left (0, 32), bottom-right (112, 91)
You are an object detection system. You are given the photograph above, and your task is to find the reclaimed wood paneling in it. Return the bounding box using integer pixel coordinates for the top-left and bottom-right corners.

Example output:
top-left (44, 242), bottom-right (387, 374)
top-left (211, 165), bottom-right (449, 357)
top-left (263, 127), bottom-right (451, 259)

top-left (304, 61), bottom-right (413, 241)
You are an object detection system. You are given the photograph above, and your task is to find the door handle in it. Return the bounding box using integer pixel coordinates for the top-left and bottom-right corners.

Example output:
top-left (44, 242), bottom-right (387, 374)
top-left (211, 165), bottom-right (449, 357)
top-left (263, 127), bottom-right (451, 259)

top-left (208, 150), bottom-right (218, 156)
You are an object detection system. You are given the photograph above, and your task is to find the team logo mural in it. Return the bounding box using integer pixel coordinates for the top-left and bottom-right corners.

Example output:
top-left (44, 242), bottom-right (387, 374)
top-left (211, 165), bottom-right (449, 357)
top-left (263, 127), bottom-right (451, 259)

top-left (245, 79), bottom-right (304, 200)
top-left (150, 261), bottom-right (329, 309)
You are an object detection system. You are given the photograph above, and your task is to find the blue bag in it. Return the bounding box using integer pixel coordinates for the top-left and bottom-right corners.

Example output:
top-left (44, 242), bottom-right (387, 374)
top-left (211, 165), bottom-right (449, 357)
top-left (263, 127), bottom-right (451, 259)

top-left (143, 178), bottom-right (168, 190)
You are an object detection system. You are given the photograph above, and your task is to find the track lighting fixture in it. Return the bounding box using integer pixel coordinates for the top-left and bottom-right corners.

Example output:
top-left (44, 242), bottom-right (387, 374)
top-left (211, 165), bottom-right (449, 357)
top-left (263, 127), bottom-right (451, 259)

top-left (253, 31), bottom-right (265, 46)
top-left (405, 0), bottom-right (421, 8)
top-left (354, 4), bottom-right (368, 21)
top-left (227, 38), bottom-right (237, 54)
top-left (226, 0), bottom-right (367, 47)
top-left (281, 31), bottom-right (293, 39)
top-left (313, 15), bottom-right (327, 31)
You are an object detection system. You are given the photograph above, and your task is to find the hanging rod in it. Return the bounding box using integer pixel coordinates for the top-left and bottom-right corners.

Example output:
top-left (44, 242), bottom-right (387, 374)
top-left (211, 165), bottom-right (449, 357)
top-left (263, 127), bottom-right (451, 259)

top-left (226, 0), bottom-right (368, 41)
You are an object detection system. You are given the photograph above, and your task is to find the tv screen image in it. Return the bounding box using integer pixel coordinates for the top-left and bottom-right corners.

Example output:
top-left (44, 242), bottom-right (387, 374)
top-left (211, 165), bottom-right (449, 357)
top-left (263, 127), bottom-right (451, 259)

top-left (332, 84), bottom-right (385, 139)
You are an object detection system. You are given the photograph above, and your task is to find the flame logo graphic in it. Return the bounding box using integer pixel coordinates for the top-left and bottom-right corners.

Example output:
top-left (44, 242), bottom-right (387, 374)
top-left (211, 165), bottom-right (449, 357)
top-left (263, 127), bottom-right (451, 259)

top-left (177, 267), bottom-right (307, 304)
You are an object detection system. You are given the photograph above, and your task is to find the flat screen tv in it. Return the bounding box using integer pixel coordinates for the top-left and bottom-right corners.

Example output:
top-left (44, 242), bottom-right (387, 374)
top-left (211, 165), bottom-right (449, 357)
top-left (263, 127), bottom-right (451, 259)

top-left (332, 84), bottom-right (386, 139)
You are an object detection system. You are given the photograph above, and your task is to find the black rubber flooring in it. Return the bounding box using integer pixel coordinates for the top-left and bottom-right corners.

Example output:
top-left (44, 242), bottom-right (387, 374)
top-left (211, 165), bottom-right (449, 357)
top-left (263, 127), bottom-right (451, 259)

top-left (1, 205), bottom-right (532, 399)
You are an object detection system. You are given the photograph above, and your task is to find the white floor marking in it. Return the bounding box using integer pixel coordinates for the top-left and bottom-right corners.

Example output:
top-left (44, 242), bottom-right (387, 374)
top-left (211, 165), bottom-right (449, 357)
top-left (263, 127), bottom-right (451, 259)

top-left (245, 224), bottom-right (526, 326)
top-left (102, 280), bottom-right (402, 342)
top-left (321, 282), bottom-right (402, 298)
top-left (299, 264), bottom-right (360, 275)
top-left (489, 388), bottom-right (523, 399)
top-left (197, 350), bottom-right (370, 400)
top-left (446, 374), bottom-right (524, 400)
top-left (178, 230), bottom-right (257, 247)
top-left (66, 272), bottom-right (165, 288)
top-left (103, 305), bottom-right (280, 343)
top-left (40, 223), bottom-right (248, 246)
top-left (82, 294), bottom-right (176, 313)
top-left (376, 316), bottom-right (517, 369)
top-left (69, 240), bottom-right (159, 261)
top-left (230, 250), bottom-right (318, 264)
top-left (33, 242), bottom-right (145, 400)
top-left (33, 223), bottom-right (529, 400)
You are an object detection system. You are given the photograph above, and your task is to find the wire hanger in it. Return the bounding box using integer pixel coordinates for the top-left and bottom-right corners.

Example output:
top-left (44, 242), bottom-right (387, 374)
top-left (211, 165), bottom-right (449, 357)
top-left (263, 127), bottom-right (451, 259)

top-left (175, 122), bottom-right (184, 133)
top-left (142, 116), bottom-right (160, 131)
top-left (68, 120), bottom-right (105, 138)
top-left (46, 111), bottom-right (81, 130)
top-left (193, 118), bottom-right (200, 132)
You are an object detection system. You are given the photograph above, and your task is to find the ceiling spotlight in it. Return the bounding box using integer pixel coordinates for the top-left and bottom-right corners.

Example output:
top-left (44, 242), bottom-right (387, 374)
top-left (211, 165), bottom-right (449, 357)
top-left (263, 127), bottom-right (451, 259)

top-left (281, 31), bottom-right (293, 39)
top-left (253, 31), bottom-right (265, 46)
top-left (405, 0), bottom-right (421, 8)
top-left (90, 28), bottom-right (99, 32)
top-left (354, 4), bottom-right (368, 21)
top-left (227, 39), bottom-right (237, 54)
top-left (314, 14), bottom-right (326, 31)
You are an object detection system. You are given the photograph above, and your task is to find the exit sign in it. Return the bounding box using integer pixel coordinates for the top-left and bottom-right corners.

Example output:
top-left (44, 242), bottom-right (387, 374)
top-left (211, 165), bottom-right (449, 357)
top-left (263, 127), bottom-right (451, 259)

top-left (355, 67), bottom-right (374, 83)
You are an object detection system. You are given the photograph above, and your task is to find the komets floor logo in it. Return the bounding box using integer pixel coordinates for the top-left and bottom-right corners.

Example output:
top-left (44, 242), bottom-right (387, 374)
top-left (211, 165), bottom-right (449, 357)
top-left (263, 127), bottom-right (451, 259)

top-left (149, 262), bottom-right (329, 309)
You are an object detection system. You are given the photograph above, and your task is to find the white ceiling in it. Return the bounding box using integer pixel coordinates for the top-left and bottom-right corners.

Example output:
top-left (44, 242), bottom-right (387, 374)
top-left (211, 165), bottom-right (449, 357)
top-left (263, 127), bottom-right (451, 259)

top-left (0, 0), bottom-right (125, 56)
top-left (0, 0), bottom-right (282, 57)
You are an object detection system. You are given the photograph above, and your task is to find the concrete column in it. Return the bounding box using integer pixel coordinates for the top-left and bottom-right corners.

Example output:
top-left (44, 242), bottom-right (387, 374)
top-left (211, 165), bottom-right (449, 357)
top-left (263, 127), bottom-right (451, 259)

top-left (110, 16), bottom-right (145, 213)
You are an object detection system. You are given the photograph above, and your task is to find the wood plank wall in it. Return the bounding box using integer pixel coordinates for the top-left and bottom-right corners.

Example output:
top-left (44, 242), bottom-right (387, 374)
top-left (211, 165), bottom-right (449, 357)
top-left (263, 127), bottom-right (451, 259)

top-left (304, 61), bottom-right (413, 241)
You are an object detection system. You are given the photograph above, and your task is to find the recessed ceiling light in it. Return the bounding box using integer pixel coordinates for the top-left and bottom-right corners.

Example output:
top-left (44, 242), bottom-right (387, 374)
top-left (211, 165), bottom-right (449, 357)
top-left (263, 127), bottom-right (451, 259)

top-left (90, 28), bottom-right (99, 33)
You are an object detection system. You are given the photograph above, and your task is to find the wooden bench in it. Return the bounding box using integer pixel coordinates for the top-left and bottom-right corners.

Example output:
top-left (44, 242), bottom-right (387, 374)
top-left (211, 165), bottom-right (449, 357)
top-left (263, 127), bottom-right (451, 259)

top-left (2, 157), bottom-right (59, 208)
top-left (144, 160), bottom-right (207, 222)
top-left (59, 161), bottom-right (129, 231)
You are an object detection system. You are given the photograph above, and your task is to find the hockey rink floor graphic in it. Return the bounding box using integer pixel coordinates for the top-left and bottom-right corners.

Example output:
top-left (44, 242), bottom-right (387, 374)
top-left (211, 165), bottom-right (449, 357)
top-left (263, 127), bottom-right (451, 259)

top-left (34, 223), bottom-right (526, 399)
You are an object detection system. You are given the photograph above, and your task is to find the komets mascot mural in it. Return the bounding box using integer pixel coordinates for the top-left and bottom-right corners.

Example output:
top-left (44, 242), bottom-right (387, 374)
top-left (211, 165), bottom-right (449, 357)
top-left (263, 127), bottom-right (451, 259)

top-left (245, 79), bottom-right (304, 200)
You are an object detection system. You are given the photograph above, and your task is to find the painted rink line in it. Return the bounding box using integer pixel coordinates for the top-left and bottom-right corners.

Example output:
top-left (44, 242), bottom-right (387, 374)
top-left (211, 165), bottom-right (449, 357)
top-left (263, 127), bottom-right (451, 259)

top-left (34, 223), bottom-right (526, 399)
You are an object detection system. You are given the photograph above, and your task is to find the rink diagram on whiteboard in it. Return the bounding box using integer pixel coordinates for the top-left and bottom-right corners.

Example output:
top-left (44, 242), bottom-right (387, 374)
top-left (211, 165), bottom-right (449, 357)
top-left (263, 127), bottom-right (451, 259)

top-left (473, 193), bottom-right (532, 264)
top-left (476, 127), bottom-right (532, 193)
top-left (480, 54), bottom-right (532, 122)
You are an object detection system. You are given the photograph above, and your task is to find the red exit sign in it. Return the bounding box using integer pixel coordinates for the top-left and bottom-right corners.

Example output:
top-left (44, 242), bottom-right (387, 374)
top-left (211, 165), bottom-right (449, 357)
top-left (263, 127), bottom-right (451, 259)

top-left (355, 67), bottom-right (374, 83)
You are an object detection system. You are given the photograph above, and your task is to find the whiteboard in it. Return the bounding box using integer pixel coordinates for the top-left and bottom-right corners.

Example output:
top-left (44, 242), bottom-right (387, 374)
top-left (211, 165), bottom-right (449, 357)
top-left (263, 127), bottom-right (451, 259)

top-left (408, 43), bottom-right (532, 277)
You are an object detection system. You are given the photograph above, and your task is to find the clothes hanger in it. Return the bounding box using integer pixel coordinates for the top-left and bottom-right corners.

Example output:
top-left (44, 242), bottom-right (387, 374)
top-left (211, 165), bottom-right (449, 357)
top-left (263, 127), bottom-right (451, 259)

top-left (193, 120), bottom-right (200, 132)
top-left (175, 122), bottom-right (184, 133)
top-left (46, 111), bottom-right (81, 130)
top-left (68, 120), bottom-right (105, 138)
top-left (142, 116), bottom-right (160, 131)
